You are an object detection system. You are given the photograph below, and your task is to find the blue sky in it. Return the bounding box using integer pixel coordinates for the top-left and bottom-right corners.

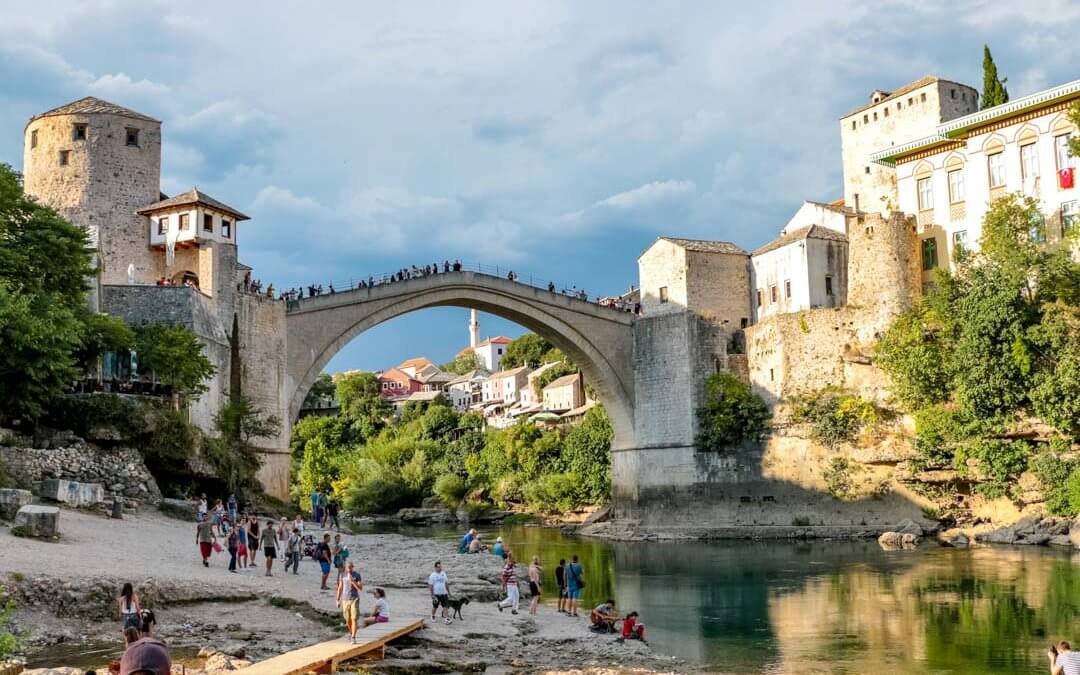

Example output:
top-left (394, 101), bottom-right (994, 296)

top-left (3, 1), bottom-right (1078, 372)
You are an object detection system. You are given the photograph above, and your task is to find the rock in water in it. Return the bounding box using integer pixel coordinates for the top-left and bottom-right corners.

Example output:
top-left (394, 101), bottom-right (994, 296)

top-left (878, 532), bottom-right (903, 550)
top-left (892, 518), bottom-right (924, 536)
top-left (13, 504), bottom-right (59, 538)
top-left (0, 488), bottom-right (32, 520)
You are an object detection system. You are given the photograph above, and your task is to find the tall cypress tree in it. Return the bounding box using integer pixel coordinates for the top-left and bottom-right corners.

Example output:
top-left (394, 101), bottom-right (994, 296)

top-left (981, 45), bottom-right (1009, 109)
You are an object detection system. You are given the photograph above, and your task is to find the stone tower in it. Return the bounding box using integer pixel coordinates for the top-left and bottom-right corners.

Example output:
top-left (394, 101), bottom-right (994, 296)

top-left (840, 76), bottom-right (977, 214)
top-left (23, 97), bottom-right (162, 288)
top-left (846, 211), bottom-right (920, 337)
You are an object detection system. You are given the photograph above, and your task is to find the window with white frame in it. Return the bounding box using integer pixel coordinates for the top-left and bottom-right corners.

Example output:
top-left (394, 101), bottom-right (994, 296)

top-left (988, 152), bottom-right (1006, 188)
top-left (1020, 143), bottom-right (1039, 179)
top-left (948, 169), bottom-right (964, 203)
top-left (1063, 200), bottom-right (1079, 234)
top-left (952, 230), bottom-right (968, 261)
top-left (1055, 133), bottom-right (1073, 170)
top-left (917, 176), bottom-right (933, 210)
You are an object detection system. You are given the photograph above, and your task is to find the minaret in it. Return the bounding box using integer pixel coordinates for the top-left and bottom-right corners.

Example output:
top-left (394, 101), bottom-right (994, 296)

top-left (469, 309), bottom-right (480, 348)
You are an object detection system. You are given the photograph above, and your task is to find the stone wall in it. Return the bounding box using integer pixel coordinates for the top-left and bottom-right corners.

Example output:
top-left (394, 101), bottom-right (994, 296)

top-left (23, 110), bottom-right (162, 286)
top-left (638, 239), bottom-right (688, 316)
top-left (237, 294), bottom-right (290, 498)
top-left (686, 249), bottom-right (752, 329)
top-left (0, 440), bottom-right (161, 505)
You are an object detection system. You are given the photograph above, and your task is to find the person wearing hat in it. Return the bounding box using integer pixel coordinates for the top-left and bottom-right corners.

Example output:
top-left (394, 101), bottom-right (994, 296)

top-left (119, 637), bottom-right (171, 675)
top-left (491, 537), bottom-right (505, 558)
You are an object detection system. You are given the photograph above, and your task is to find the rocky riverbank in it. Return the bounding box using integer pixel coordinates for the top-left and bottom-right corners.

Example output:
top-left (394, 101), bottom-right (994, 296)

top-left (1, 508), bottom-right (698, 674)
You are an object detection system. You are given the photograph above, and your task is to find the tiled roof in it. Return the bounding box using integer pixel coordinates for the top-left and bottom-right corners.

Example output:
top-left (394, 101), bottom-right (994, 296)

top-left (841, 75), bottom-right (969, 118)
top-left (31, 96), bottom-right (160, 123)
top-left (399, 357), bottom-right (435, 372)
top-left (490, 366), bottom-right (531, 379)
top-left (137, 188), bottom-right (250, 221)
top-left (752, 224), bottom-right (848, 257)
top-left (543, 373), bottom-right (581, 390)
top-left (658, 237), bottom-right (747, 255)
top-left (447, 369), bottom-right (488, 385)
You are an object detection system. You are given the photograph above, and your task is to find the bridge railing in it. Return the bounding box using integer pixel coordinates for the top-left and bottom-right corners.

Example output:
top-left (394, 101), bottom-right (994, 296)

top-left (281, 262), bottom-right (640, 316)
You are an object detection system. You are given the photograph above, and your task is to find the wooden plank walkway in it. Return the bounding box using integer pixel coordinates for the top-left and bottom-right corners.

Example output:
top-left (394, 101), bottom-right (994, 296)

top-left (240, 618), bottom-right (424, 674)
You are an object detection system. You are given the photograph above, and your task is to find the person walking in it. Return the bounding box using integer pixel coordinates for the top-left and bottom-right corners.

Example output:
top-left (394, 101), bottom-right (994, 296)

top-left (293, 513), bottom-right (305, 535)
top-left (117, 583), bottom-right (141, 636)
top-left (566, 554), bottom-right (584, 617)
top-left (226, 493), bottom-right (238, 521)
top-left (555, 559), bottom-right (567, 614)
top-left (317, 533), bottom-right (333, 590)
top-left (497, 552), bottom-right (520, 615)
top-left (248, 515), bottom-right (261, 566)
top-left (259, 519), bottom-right (278, 577)
top-left (195, 494), bottom-right (208, 523)
top-left (226, 523), bottom-right (239, 573)
top-left (196, 518), bottom-right (215, 568)
top-left (310, 489), bottom-right (320, 523)
top-left (335, 561), bottom-right (363, 644)
top-left (236, 515), bottom-right (249, 569)
top-left (428, 561), bottom-right (451, 624)
top-left (286, 527), bottom-right (302, 574)
top-left (528, 556), bottom-right (542, 615)
top-left (332, 533), bottom-right (346, 585)
top-left (327, 499), bottom-right (340, 531)
top-left (318, 491), bottom-right (330, 528)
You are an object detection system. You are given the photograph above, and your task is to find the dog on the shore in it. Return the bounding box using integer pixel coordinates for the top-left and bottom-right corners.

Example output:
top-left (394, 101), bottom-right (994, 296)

top-left (448, 596), bottom-right (470, 620)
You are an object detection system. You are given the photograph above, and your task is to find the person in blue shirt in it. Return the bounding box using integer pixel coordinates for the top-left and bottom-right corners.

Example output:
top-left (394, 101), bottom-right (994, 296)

top-left (491, 536), bottom-right (505, 558)
top-left (226, 493), bottom-right (238, 521)
top-left (566, 554), bottom-right (584, 617)
top-left (458, 528), bottom-right (476, 554)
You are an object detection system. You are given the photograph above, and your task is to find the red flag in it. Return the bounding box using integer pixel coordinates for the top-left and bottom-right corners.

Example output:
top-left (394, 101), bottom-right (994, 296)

top-left (1059, 167), bottom-right (1075, 189)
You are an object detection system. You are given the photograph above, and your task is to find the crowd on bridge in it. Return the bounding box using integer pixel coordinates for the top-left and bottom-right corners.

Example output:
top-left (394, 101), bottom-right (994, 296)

top-left (271, 260), bottom-right (642, 315)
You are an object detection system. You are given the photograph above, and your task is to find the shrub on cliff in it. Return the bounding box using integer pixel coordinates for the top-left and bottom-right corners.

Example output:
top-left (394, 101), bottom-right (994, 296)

top-left (696, 372), bottom-right (770, 451)
top-left (791, 389), bottom-right (878, 448)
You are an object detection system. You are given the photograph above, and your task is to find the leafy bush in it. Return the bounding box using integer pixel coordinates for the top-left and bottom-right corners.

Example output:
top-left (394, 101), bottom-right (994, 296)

top-left (955, 438), bottom-right (1029, 499)
top-left (433, 474), bottom-right (468, 507)
top-left (824, 457), bottom-right (856, 500)
top-left (696, 372), bottom-right (770, 450)
top-left (791, 388), bottom-right (877, 448)
top-left (562, 407), bottom-right (613, 504)
top-left (1032, 444), bottom-right (1077, 516)
top-left (134, 324), bottom-right (216, 400)
top-left (524, 472), bottom-right (581, 513)
top-left (340, 458), bottom-right (409, 514)
top-left (143, 409), bottom-right (201, 474)
top-left (0, 586), bottom-right (18, 660)
top-left (1066, 470), bottom-right (1080, 516)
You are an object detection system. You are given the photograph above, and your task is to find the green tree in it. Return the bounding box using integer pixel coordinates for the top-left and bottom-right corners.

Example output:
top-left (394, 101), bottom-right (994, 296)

top-left (134, 324), bottom-right (216, 400)
top-left (441, 350), bottom-right (483, 375)
top-left (981, 45), bottom-right (1009, 109)
top-left (0, 163), bottom-right (93, 421)
top-left (501, 333), bottom-right (555, 368)
top-left (336, 371), bottom-right (391, 428)
top-left (206, 396), bottom-right (281, 492)
top-left (696, 372), bottom-right (770, 450)
top-left (562, 405), bottom-right (613, 504)
top-left (302, 372), bottom-right (336, 408)
top-left (75, 312), bottom-right (134, 372)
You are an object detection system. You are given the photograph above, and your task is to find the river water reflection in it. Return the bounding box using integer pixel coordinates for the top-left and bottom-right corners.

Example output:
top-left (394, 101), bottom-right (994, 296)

top-left (372, 523), bottom-right (1080, 673)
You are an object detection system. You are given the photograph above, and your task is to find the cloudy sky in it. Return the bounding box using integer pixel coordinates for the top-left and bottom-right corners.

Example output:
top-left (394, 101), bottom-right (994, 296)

top-left (3, 1), bottom-right (1078, 372)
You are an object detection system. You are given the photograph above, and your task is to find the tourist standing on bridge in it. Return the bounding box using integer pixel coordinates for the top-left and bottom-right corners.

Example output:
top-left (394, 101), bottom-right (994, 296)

top-left (336, 560), bottom-right (363, 643)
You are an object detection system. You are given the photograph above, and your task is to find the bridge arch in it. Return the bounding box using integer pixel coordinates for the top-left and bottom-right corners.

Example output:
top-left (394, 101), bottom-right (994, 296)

top-left (284, 271), bottom-right (637, 450)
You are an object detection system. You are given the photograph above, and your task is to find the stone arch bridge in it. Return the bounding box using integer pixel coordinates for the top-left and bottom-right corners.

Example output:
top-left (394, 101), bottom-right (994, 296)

top-left (284, 271), bottom-right (638, 451)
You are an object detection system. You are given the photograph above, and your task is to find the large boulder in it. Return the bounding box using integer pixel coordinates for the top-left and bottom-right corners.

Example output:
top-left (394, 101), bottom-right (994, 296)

top-left (0, 488), bottom-right (32, 520)
top-left (976, 527), bottom-right (1017, 545)
top-left (892, 518), bottom-right (925, 536)
top-left (40, 479), bottom-right (104, 507)
top-left (397, 507), bottom-right (455, 525)
top-left (13, 504), bottom-right (59, 538)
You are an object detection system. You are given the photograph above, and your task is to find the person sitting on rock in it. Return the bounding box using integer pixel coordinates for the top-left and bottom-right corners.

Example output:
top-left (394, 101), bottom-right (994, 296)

top-left (491, 537), bottom-right (505, 558)
top-left (619, 611), bottom-right (647, 643)
top-left (363, 588), bottom-right (390, 627)
top-left (590, 599), bottom-right (620, 633)
top-left (468, 533), bottom-right (486, 554)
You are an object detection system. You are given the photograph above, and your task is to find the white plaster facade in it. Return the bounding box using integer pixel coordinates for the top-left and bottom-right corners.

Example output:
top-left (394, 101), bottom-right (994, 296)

top-left (875, 79), bottom-right (1080, 282)
top-left (751, 224), bottom-right (848, 322)
top-left (464, 336), bottom-right (510, 372)
top-left (840, 76), bottom-right (978, 214)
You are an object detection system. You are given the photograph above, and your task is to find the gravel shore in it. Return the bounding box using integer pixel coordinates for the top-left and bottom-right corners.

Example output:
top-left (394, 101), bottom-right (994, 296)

top-left (1, 508), bottom-right (698, 674)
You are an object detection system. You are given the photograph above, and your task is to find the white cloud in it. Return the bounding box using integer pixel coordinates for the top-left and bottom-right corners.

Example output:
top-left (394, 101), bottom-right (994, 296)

top-left (88, 72), bottom-right (170, 98)
top-left (176, 98), bottom-right (273, 131)
top-left (594, 180), bottom-right (696, 210)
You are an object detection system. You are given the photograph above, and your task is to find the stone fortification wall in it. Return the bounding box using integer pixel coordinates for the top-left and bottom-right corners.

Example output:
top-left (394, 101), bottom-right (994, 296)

top-left (846, 211), bottom-right (921, 333)
top-left (236, 294), bottom-right (290, 498)
top-left (0, 439), bottom-right (161, 505)
top-left (23, 111), bottom-right (162, 285)
top-left (685, 250), bottom-right (752, 329)
top-left (102, 284), bottom-right (233, 438)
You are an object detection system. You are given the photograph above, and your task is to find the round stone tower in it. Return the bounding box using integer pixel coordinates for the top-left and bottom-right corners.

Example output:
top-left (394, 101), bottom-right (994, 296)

top-left (23, 97), bottom-right (162, 287)
top-left (846, 211), bottom-right (921, 338)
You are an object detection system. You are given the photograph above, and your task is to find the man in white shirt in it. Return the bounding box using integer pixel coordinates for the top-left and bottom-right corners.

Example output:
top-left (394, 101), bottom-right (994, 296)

top-left (1051, 641), bottom-right (1080, 675)
top-left (427, 561), bottom-right (451, 625)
